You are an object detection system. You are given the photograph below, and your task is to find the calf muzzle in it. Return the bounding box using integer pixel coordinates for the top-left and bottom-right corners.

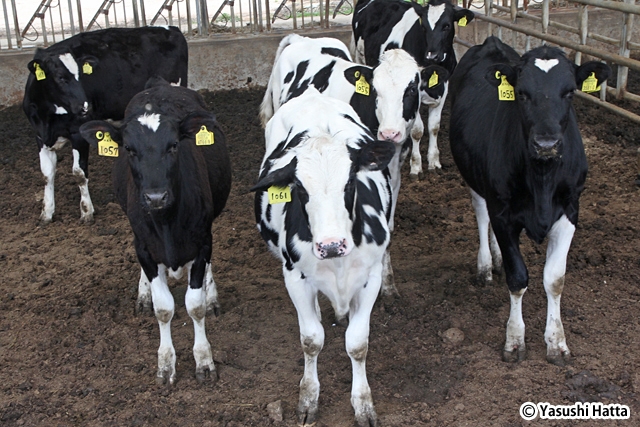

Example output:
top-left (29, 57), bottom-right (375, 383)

top-left (315, 239), bottom-right (349, 260)
top-left (143, 191), bottom-right (170, 210)
top-left (532, 135), bottom-right (561, 159)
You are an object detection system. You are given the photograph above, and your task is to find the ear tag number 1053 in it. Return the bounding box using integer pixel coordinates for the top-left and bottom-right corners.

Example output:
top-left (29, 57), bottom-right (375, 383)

top-left (97, 131), bottom-right (119, 157)
top-left (496, 71), bottom-right (515, 101)
top-left (268, 186), bottom-right (291, 204)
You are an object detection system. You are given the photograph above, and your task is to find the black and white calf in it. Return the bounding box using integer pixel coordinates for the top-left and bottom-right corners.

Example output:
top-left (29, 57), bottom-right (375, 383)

top-left (260, 34), bottom-right (446, 293)
top-left (79, 80), bottom-right (232, 384)
top-left (449, 36), bottom-right (610, 365)
top-left (253, 91), bottom-right (394, 426)
top-left (23, 26), bottom-right (188, 224)
top-left (351, 0), bottom-right (473, 173)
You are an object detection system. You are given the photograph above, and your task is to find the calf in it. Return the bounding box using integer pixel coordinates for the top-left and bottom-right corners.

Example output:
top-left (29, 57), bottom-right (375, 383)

top-left (253, 90), bottom-right (394, 426)
top-left (23, 26), bottom-right (188, 224)
top-left (449, 36), bottom-right (610, 365)
top-left (79, 80), bottom-right (232, 384)
top-left (351, 0), bottom-right (473, 173)
top-left (260, 34), bottom-right (446, 293)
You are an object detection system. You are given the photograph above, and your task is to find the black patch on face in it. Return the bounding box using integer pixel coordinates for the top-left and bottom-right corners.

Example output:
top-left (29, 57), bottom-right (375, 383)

top-left (384, 42), bottom-right (400, 52)
top-left (286, 60), bottom-right (312, 102)
top-left (282, 249), bottom-right (293, 271)
top-left (284, 71), bottom-right (294, 84)
top-left (321, 47), bottom-right (350, 61)
top-left (351, 176), bottom-right (388, 247)
top-left (311, 61), bottom-right (337, 94)
top-left (283, 182), bottom-right (312, 266)
top-left (402, 74), bottom-right (420, 122)
top-left (261, 129), bottom-right (307, 179)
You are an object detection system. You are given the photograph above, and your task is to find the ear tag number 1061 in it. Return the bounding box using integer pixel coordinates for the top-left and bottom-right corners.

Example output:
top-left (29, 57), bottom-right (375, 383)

top-left (268, 186), bottom-right (291, 204)
top-left (97, 131), bottom-right (119, 157)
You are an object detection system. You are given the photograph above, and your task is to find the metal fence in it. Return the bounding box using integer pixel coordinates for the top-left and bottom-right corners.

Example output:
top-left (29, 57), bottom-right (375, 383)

top-left (457, 0), bottom-right (640, 123)
top-left (0, 0), bottom-right (354, 50)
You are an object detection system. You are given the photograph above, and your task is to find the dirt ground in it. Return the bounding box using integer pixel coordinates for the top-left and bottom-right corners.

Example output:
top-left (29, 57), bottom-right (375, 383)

top-left (1, 83), bottom-right (640, 427)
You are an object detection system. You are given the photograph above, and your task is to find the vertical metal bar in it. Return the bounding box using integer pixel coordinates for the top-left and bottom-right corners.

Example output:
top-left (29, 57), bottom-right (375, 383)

top-left (176, 1), bottom-right (182, 30)
top-left (257, 0), bottom-right (263, 31)
top-left (310, 0), bottom-right (314, 28)
top-left (49, 4), bottom-right (57, 43)
top-left (76, 0), bottom-right (84, 31)
top-left (542, 0), bottom-right (549, 37)
top-left (67, 0), bottom-right (76, 34)
top-left (58, 0), bottom-right (65, 39)
top-left (239, 0), bottom-right (244, 32)
top-left (473, 14), bottom-right (478, 44)
top-left (324, 0), bottom-right (329, 28)
top-left (485, 0), bottom-right (492, 36)
top-left (300, 0), bottom-right (305, 29)
top-left (497, 25), bottom-right (502, 41)
top-left (318, 0), bottom-right (323, 27)
top-left (576, 4), bottom-right (588, 65)
top-left (2, 0), bottom-right (12, 49)
top-left (140, 0), bottom-right (147, 26)
top-left (511, 0), bottom-right (517, 52)
top-left (616, 0), bottom-right (634, 100)
top-left (10, 0), bottom-right (21, 48)
top-left (41, 11), bottom-right (48, 46)
top-left (132, 0), bottom-right (140, 27)
top-left (113, 0), bottom-right (119, 27)
top-left (231, 0), bottom-right (237, 33)
top-left (292, 0), bottom-right (297, 29)
top-left (186, 0), bottom-right (193, 34)
top-left (251, 0), bottom-right (257, 33)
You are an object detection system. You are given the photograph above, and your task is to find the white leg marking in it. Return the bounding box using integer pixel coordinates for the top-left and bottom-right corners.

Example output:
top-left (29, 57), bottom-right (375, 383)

top-left (543, 215), bottom-right (575, 364)
top-left (471, 189), bottom-right (493, 283)
top-left (380, 248), bottom-right (397, 296)
top-left (426, 84), bottom-right (447, 170)
top-left (346, 263), bottom-right (382, 426)
top-left (284, 268), bottom-right (324, 426)
top-left (386, 145), bottom-right (403, 233)
top-left (39, 146), bottom-right (57, 223)
top-left (185, 280), bottom-right (215, 382)
top-left (409, 114), bottom-right (424, 179)
top-left (150, 265), bottom-right (176, 385)
top-left (204, 262), bottom-right (221, 316)
top-left (489, 224), bottom-right (503, 273)
top-left (137, 267), bottom-right (152, 314)
top-left (72, 149), bottom-right (94, 223)
top-left (504, 287), bottom-right (527, 361)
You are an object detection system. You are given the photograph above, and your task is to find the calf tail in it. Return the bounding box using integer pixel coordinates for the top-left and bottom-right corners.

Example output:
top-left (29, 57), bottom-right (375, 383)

top-left (259, 34), bottom-right (304, 128)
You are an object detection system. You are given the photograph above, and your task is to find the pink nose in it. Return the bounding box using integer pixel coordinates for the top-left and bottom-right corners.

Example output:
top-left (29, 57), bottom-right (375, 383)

top-left (314, 238), bottom-right (350, 259)
top-left (379, 129), bottom-right (402, 143)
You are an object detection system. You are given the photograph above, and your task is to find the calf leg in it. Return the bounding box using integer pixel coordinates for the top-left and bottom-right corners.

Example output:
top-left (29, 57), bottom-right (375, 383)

top-left (149, 264), bottom-right (177, 385)
top-left (504, 288), bottom-right (527, 362)
top-left (346, 264), bottom-right (383, 427)
top-left (204, 262), bottom-right (221, 316)
top-left (409, 114), bottom-right (424, 180)
top-left (380, 249), bottom-right (397, 297)
top-left (543, 215), bottom-right (574, 366)
top-left (136, 267), bottom-right (153, 315)
top-left (185, 283), bottom-right (216, 382)
top-left (71, 144), bottom-right (94, 223)
top-left (284, 268), bottom-right (324, 427)
top-left (471, 190), bottom-right (502, 283)
top-left (425, 85), bottom-right (447, 170)
top-left (39, 146), bottom-right (57, 224)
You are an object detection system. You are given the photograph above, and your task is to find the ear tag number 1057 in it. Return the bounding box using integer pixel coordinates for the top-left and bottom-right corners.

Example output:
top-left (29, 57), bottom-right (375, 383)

top-left (97, 131), bottom-right (119, 157)
top-left (268, 186), bottom-right (291, 204)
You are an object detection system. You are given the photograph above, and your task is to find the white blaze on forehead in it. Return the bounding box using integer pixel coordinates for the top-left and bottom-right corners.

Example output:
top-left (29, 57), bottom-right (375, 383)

top-left (54, 104), bottom-right (68, 115)
top-left (427, 4), bottom-right (446, 30)
top-left (138, 113), bottom-right (161, 132)
top-left (534, 58), bottom-right (559, 73)
top-left (59, 53), bottom-right (79, 81)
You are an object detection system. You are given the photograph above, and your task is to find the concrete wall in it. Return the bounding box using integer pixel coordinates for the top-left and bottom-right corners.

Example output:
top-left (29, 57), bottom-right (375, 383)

top-left (0, 9), bottom-right (634, 108)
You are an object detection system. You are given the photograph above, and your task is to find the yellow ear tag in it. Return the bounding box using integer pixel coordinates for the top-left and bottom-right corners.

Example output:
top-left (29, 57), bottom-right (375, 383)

top-left (458, 16), bottom-right (468, 27)
top-left (581, 72), bottom-right (601, 93)
top-left (97, 132), bottom-right (119, 157)
top-left (355, 72), bottom-right (370, 96)
top-left (268, 186), bottom-right (292, 204)
top-left (82, 62), bottom-right (93, 75)
top-left (196, 125), bottom-right (214, 146)
top-left (498, 74), bottom-right (515, 101)
top-left (428, 71), bottom-right (439, 88)
top-left (34, 63), bottom-right (46, 81)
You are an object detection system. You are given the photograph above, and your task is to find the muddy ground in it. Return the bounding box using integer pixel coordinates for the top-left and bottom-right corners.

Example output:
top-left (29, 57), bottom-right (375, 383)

top-left (1, 85), bottom-right (640, 427)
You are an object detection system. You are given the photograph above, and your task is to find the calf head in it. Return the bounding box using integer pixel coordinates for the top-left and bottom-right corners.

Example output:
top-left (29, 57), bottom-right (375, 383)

top-left (420, 64), bottom-right (450, 101)
top-left (252, 136), bottom-right (395, 260)
top-left (346, 49), bottom-right (421, 144)
top-left (484, 47), bottom-right (610, 160)
top-left (27, 49), bottom-right (95, 117)
top-left (80, 108), bottom-right (216, 213)
top-left (421, 0), bottom-right (474, 64)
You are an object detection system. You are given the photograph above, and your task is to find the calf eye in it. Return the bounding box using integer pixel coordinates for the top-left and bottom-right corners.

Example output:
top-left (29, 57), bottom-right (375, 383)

top-left (168, 141), bottom-right (178, 154)
top-left (517, 91), bottom-right (530, 102)
top-left (563, 90), bottom-right (575, 100)
top-left (442, 24), bottom-right (451, 31)
top-left (124, 145), bottom-right (136, 157)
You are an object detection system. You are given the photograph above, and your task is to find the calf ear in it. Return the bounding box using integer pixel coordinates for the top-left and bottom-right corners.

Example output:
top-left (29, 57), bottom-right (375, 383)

top-left (344, 66), bottom-right (375, 88)
top-left (484, 64), bottom-right (517, 88)
top-left (454, 8), bottom-right (475, 26)
top-left (576, 61), bottom-right (611, 88)
top-left (79, 121), bottom-right (121, 146)
top-left (357, 140), bottom-right (395, 172)
top-left (179, 111), bottom-right (217, 139)
top-left (420, 65), bottom-right (450, 89)
top-left (250, 158), bottom-right (298, 192)
top-left (79, 55), bottom-right (99, 75)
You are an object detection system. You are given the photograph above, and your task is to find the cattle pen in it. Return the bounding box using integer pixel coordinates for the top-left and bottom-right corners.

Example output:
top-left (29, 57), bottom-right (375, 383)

top-left (2, 1), bottom-right (640, 426)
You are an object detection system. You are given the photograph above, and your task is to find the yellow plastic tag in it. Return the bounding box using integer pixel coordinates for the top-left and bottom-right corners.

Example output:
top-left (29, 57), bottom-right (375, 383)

top-left (458, 16), bottom-right (468, 27)
top-left (196, 126), bottom-right (214, 146)
top-left (97, 132), bottom-right (119, 157)
top-left (268, 186), bottom-right (292, 204)
top-left (428, 71), bottom-right (439, 88)
top-left (34, 63), bottom-right (46, 81)
top-left (354, 72), bottom-right (370, 96)
top-left (581, 72), bottom-right (600, 93)
top-left (83, 62), bottom-right (93, 75)
top-left (497, 73), bottom-right (515, 101)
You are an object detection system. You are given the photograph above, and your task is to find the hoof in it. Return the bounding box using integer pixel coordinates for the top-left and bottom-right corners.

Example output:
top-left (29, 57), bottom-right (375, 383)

top-left (135, 299), bottom-right (153, 316)
top-left (297, 405), bottom-right (318, 427)
top-left (409, 172), bottom-right (424, 182)
top-left (156, 368), bottom-right (176, 386)
top-left (79, 215), bottom-right (95, 225)
top-left (38, 217), bottom-right (53, 227)
top-left (475, 270), bottom-right (493, 286)
top-left (502, 345), bottom-right (527, 363)
top-left (547, 350), bottom-right (572, 367)
top-left (206, 301), bottom-right (221, 317)
top-left (195, 365), bottom-right (218, 384)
